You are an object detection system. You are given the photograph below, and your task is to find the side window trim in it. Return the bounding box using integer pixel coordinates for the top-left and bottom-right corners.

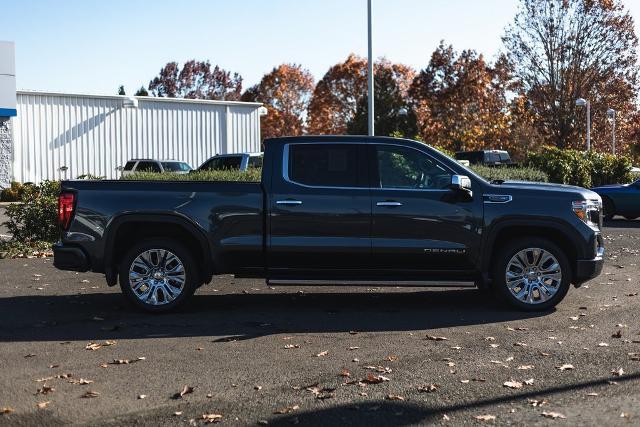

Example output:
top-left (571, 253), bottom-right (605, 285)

top-left (282, 142), bottom-right (456, 191)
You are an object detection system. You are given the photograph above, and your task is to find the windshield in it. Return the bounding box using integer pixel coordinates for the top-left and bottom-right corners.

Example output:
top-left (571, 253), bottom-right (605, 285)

top-left (161, 162), bottom-right (192, 172)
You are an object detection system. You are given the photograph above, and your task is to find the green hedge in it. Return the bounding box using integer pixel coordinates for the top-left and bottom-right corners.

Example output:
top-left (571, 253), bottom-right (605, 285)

top-left (470, 165), bottom-right (548, 183)
top-left (122, 169), bottom-right (262, 182)
top-left (527, 147), bottom-right (633, 188)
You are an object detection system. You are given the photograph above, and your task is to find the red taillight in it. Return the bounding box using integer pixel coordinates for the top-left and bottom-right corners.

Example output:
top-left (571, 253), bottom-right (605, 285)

top-left (58, 192), bottom-right (75, 230)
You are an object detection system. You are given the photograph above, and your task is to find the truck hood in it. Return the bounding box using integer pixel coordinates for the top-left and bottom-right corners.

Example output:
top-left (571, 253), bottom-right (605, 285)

top-left (492, 181), bottom-right (600, 200)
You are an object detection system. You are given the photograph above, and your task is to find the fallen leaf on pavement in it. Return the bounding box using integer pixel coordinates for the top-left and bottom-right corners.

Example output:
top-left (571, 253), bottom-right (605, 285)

top-left (418, 384), bottom-right (439, 393)
top-left (305, 385), bottom-right (335, 399)
top-left (524, 378), bottom-right (535, 385)
top-left (426, 335), bottom-right (448, 341)
top-left (612, 368), bottom-right (624, 376)
top-left (586, 392), bottom-right (599, 397)
top-left (529, 399), bottom-right (548, 407)
top-left (363, 373), bottom-right (390, 384)
top-left (514, 342), bottom-right (528, 347)
top-left (315, 350), bottom-right (328, 357)
top-left (85, 340), bottom-right (116, 351)
top-left (386, 355), bottom-right (398, 362)
top-left (348, 346), bottom-right (359, 350)
top-left (339, 369), bottom-right (350, 377)
top-left (173, 411), bottom-right (183, 416)
top-left (24, 353), bottom-right (36, 358)
top-left (202, 413), bottom-right (223, 423)
top-left (474, 414), bottom-right (496, 421)
top-left (36, 401), bottom-right (50, 409)
top-left (386, 394), bottom-right (404, 400)
top-left (35, 384), bottom-right (55, 395)
top-left (138, 394), bottom-right (147, 399)
top-left (273, 405), bottom-right (299, 414)
top-left (517, 365), bottom-right (534, 370)
top-left (283, 344), bottom-right (300, 349)
top-left (541, 411), bottom-right (566, 419)
top-left (172, 385), bottom-right (194, 399)
top-left (556, 364), bottom-right (574, 371)
top-left (612, 330), bottom-right (623, 338)
top-left (503, 380), bottom-right (523, 389)
top-left (81, 390), bottom-right (99, 398)
top-left (598, 343), bottom-right (609, 347)
top-left (69, 378), bottom-right (93, 385)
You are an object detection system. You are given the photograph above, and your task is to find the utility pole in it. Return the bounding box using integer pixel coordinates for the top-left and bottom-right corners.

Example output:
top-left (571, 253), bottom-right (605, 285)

top-left (367, 0), bottom-right (374, 136)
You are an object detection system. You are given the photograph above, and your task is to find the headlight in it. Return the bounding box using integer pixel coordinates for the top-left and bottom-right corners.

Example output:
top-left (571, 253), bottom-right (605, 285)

top-left (572, 199), bottom-right (601, 227)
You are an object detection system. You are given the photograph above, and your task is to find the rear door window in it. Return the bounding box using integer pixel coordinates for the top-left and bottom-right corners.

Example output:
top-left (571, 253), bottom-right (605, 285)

top-left (123, 161), bottom-right (136, 171)
top-left (288, 144), bottom-right (365, 187)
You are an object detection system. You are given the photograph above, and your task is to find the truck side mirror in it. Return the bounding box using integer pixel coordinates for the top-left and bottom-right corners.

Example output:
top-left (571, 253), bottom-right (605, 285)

top-left (450, 175), bottom-right (473, 199)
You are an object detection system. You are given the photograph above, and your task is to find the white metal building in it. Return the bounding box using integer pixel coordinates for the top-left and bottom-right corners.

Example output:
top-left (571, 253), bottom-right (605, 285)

top-left (5, 91), bottom-right (263, 183)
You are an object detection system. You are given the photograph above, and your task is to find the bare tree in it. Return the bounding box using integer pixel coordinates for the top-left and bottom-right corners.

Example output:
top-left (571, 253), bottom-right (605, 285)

top-left (503, 0), bottom-right (638, 150)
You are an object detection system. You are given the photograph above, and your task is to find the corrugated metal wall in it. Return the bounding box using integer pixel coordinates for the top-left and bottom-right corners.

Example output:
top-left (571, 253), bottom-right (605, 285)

top-left (11, 91), bottom-right (262, 182)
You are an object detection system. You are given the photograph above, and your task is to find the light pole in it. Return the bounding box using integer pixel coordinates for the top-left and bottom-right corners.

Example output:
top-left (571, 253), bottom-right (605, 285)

top-left (575, 98), bottom-right (590, 151)
top-left (607, 108), bottom-right (616, 155)
top-left (367, 0), bottom-right (374, 136)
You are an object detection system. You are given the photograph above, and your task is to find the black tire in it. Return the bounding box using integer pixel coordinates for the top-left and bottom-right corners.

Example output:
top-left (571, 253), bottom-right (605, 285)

top-left (491, 238), bottom-right (571, 312)
top-left (119, 239), bottom-right (198, 312)
top-left (602, 197), bottom-right (616, 221)
top-left (624, 216), bottom-right (638, 220)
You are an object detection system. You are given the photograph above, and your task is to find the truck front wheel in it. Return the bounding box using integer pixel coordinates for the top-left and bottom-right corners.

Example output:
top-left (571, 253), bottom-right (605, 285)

top-left (119, 239), bottom-right (197, 312)
top-left (491, 238), bottom-right (571, 311)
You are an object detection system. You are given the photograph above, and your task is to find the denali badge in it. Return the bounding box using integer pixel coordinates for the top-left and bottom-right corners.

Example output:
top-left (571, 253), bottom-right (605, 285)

top-left (423, 248), bottom-right (466, 254)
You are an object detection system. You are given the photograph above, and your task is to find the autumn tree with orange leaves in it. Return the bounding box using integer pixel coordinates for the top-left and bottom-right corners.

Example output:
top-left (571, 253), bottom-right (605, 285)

top-left (307, 55), bottom-right (416, 136)
top-left (409, 43), bottom-right (513, 153)
top-left (241, 64), bottom-right (314, 140)
top-left (148, 60), bottom-right (243, 101)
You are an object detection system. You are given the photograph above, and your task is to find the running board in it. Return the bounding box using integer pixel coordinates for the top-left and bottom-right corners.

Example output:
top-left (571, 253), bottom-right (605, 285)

top-left (266, 279), bottom-right (477, 288)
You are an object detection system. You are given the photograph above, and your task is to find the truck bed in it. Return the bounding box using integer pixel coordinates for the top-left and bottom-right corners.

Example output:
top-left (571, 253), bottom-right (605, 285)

top-left (60, 179), bottom-right (265, 276)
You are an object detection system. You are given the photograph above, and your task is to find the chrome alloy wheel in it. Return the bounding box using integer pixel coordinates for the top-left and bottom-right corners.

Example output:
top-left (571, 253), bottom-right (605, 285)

top-left (505, 247), bottom-right (562, 305)
top-left (128, 249), bottom-right (186, 305)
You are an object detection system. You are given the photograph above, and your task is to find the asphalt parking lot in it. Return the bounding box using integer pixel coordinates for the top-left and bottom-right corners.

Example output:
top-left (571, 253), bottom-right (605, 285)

top-left (1, 219), bottom-right (640, 426)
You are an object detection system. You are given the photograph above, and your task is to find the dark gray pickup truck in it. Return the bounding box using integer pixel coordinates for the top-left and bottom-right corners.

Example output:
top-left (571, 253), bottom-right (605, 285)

top-left (54, 136), bottom-right (604, 312)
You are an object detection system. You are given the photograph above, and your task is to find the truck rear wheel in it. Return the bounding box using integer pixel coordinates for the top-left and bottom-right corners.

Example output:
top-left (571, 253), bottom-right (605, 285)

top-left (119, 239), bottom-right (197, 312)
top-left (491, 238), bottom-right (571, 311)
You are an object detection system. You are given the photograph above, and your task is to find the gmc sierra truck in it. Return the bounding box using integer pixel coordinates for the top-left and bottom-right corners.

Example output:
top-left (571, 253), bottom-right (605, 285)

top-left (54, 136), bottom-right (604, 312)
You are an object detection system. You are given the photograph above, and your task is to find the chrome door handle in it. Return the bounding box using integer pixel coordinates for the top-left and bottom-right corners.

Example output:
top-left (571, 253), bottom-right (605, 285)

top-left (276, 199), bottom-right (303, 205)
top-left (376, 201), bottom-right (403, 207)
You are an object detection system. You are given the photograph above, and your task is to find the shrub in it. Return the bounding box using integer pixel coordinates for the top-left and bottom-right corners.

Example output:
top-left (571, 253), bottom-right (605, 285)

top-left (470, 165), bottom-right (548, 183)
top-left (0, 181), bottom-right (27, 202)
top-left (2, 180), bottom-right (60, 244)
top-left (122, 168), bottom-right (262, 182)
top-left (527, 146), bottom-right (633, 188)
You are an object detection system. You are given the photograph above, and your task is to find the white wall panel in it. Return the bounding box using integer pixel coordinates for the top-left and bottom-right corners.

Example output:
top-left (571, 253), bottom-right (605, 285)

top-left (10, 91), bottom-right (262, 182)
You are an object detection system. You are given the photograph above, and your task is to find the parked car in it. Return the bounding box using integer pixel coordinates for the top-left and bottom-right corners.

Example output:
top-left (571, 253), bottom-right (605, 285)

top-left (455, 150), bottom-right (515, 166)
top-left (197, 153), bottom-right (263, 172)
top-left (592, 178), bottom-right (640, 220)
top-left (121, 159), bottom-right (192, 176)
top-left (54, 136), bottom-right (604, 313)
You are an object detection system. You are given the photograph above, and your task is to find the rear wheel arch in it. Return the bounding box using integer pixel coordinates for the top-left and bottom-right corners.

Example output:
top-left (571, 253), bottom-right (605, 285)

top-left (104, 214), bottom-right (215, 286)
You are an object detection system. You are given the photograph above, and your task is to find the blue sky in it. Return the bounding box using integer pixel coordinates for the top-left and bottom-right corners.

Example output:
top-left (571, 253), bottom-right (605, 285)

top-left (2, 0), bottom-right (640, 95)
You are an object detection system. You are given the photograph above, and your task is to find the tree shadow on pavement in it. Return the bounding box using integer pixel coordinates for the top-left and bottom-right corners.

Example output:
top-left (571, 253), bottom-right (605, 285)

top-left (0, 289), bottom-right (547, 342)
top-left (267, 372), bottom-right (640, 426)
